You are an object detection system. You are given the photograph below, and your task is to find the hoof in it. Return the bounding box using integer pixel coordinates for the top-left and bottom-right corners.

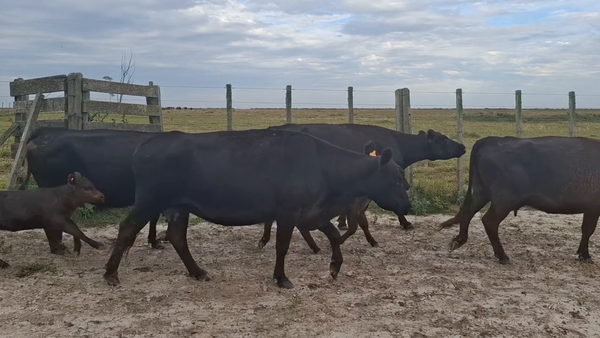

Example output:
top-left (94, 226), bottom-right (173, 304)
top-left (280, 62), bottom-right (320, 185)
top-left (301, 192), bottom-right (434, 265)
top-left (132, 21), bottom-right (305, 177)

top-left (51, 244), bottom-right (69, 255)
top-left (578, 255), bottom-right (593, 264)
top-left (92, 242), bottom-right (105, 250)
top-left (449, 238), bottom-right (463, 251)
top-left (150, 242), bottom-right (165, 250)
top-left (276, 279), bottom-right (294, 289)
top-left (330, 263), bottom-right (340, 280)
top-left (338, 224), bottom-right (348, 231)
top-left (438, 220), bottom-right (457, 231)
top-left (312, 247), bottom-right (321, 254)
top-left (104, 273), bottom-right (120, 286)
top-left (194, 273), bottom-right (211, 282)
top-left (402, 222), bottom-right (414, 230)
top-left (257, 240), bottom-right (267, 249)
top-left (370, 242), bottom-right (379, 248)
top-left (498, 257), bottom-right (511, 265)
top-left (0, 259), bottom-right (10, 269)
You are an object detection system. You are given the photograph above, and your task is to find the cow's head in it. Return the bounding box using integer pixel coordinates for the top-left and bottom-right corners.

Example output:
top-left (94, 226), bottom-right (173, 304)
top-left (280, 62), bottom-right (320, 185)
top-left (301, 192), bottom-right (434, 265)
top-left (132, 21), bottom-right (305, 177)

top-left (67, 172), bottom-right (105, 206)
top-left (419, 129), bottom-right (466, 161)
top-left (363, 141), bottom-right (411, 216)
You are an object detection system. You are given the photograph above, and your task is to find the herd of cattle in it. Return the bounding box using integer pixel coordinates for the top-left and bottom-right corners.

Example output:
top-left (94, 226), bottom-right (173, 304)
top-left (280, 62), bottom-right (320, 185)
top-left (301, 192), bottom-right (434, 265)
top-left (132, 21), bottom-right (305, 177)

top-left (1, 122), bottom-right (598, 289)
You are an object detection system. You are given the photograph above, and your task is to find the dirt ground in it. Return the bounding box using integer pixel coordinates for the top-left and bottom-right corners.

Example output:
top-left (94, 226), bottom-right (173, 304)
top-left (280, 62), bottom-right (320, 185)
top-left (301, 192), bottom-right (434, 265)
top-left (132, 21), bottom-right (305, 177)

top-left (0, 210), bottom-right (599, 338)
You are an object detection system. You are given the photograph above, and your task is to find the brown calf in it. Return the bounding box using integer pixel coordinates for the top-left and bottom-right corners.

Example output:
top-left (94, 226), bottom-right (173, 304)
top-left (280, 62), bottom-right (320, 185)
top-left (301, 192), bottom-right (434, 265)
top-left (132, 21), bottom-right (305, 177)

top-left (0, 172), bottom-right (105, 267)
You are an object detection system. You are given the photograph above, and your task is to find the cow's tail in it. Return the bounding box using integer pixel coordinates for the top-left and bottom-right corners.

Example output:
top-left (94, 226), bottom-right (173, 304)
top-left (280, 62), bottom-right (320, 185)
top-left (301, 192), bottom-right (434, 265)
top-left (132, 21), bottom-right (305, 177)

top-left (438, 140), bottom-right (484, 229)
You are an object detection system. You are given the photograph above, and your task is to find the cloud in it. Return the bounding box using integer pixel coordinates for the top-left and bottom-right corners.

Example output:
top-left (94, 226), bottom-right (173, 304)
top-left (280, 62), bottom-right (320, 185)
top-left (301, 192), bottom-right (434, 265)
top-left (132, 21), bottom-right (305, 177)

top-left (0, 0), bottom-right (599, 109)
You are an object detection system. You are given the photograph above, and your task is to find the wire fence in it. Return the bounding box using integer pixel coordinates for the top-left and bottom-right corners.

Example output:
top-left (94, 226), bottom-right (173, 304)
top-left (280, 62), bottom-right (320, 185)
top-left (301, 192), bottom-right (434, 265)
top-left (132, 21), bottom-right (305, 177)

top-left (1, 78), bottom-right (599, 199)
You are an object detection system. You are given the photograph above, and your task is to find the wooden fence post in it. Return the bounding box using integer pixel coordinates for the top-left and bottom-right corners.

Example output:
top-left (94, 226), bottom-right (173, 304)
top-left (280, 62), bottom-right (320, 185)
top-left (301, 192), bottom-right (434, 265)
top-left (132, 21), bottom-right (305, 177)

top-left (348, 86), bottom-right (354, 124)
top-left (394, 89), bottom-right (402, 131)
top-left (515, 90), bottom-right (523, 137)
top-left (456, 88), bottom-right (465, 196)
top-left (147, 81), bottom-right (163, 132)
top-left (569, 91), bottom-right (576, 137)
top-left (226, 84), bottom-right (233, 131)
top-left (399, 88), bottom-right (413, 195)
top-left (11, 78), bottom-right (28, 158)
top-left (66, 73), bottom-right (84, 130)
top-left (286, 85), bottom-right (292, 123)
top-left (7, 93), bottom-right (44, 190)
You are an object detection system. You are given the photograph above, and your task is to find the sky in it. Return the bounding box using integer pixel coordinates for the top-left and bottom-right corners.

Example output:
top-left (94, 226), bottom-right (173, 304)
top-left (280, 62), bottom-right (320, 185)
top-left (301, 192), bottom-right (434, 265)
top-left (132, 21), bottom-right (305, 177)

top-left (0, 0), bottom-right (599, 109)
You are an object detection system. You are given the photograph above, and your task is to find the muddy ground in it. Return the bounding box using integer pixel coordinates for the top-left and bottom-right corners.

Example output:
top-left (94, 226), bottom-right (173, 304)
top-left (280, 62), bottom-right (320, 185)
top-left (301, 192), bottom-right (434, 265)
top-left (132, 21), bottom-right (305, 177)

top-left (0, 210), bottom-right (599, 337)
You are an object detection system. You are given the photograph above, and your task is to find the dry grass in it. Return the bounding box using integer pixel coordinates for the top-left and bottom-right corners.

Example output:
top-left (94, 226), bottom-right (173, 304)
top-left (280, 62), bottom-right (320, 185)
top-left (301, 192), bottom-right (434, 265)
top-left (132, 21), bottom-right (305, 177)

top-left (1, 107), bottom-right (599, 222)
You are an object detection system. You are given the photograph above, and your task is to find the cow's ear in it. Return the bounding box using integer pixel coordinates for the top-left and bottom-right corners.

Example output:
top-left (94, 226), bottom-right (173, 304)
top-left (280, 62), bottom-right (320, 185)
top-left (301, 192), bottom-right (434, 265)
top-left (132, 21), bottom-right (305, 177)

top-left (426, 129), bottom-right (436, 141)
top-left (363, 141), bottom-right (377, 156)
top-left (379, 148), bottom-right (392, 166)
top-left (68, 174), bottom-right (76, 185)
top-left (74, 171), bottom-right (82, 178)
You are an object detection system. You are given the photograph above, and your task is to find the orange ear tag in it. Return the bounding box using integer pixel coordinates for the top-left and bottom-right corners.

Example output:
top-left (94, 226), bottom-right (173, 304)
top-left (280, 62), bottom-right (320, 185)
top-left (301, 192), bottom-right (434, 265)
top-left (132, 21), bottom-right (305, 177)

top-left (369, 150), bottom-right (377, 157)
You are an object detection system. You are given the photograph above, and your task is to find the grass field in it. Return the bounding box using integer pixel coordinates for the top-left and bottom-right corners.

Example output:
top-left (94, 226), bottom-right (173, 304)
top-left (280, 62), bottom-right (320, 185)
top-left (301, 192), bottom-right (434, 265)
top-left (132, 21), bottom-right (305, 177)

top-left (1, 106), bottom-right (599, 225)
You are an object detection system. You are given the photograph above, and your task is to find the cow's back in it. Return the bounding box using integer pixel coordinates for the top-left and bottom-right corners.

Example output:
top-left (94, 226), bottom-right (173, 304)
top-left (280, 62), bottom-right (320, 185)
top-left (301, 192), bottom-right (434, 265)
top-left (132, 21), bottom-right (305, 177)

top-left (132, 130), bottom-right (331, 224)
top-left (26, 128), bottom-right (158, 207)
top-left (473, 136), bottom-right (600, 213)
top-left (268, 124), bottom-right (398, 158)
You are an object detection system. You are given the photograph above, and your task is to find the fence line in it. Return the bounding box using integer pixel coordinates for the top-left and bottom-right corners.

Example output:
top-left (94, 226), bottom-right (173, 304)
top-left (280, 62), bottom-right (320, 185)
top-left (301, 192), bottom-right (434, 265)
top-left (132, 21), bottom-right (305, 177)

top-left (3, 75), bottom-right (598, 197)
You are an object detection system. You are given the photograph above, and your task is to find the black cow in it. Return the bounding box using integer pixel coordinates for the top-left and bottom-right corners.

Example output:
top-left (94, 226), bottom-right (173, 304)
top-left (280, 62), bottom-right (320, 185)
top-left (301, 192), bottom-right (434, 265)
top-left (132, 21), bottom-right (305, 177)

top-left (22, 127), bottom-right (171, 250)
top-left (258, 123), bottom-right (466, 252)
top-left (439, 136), bottom-right (600, 264)
top-left (0, 172), bottom-right (105, 267)
top-left (103, 129), bottom-right (411, 289)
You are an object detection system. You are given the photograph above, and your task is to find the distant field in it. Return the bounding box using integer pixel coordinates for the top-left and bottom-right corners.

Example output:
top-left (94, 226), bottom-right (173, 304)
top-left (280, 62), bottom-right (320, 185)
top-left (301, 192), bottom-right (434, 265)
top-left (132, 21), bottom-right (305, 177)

top-left (0, 107), bottom-right (598, 223)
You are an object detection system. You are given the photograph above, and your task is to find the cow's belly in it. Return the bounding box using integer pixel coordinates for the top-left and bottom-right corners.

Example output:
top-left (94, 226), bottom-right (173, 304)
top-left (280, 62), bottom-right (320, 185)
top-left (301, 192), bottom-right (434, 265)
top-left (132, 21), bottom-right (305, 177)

top-left (524, 193), bottom-right (600, 215)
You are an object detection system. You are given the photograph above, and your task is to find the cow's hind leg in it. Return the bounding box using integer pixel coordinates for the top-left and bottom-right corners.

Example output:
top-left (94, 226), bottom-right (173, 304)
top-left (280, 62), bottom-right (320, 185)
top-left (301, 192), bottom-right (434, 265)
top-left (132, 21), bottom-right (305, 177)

top-left (258, 221), bottom-right (273, 249)
top-left (166, 212), bottom-right (210, 281)
top-left (358, 211), bottom-right (379, 247)
top-left (60, 219), bottom-right (104, 255)
top-left (104, 209), bottom-right (154, 286)
top-left (337, 214), bottom-right (348, 230)
top-left (273, 219), bottom-right (295, 289)
top-left (397, 215), bottom-right (414, 230)
top-left (576, 212), bottom-right (599, 263)
top-left (147, 214), bottom-right (165, 249)
top-left (298, 228), bottom-right (321, 254)
top-left (319, 221), bottom-right (344, 279)
top-left (0, 259), bottom-right (9, 268)
top-left (449, 190), bottom-right (490, 251)
top-left (44, 228), bottom-right (68, 255)
top-left (480, 203), bottom-right (511, 264)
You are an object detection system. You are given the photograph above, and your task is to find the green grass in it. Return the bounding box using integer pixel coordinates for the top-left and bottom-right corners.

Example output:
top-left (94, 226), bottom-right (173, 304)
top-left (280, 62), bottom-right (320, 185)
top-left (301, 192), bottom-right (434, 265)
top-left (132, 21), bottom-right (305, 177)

top-left (2, 107), bottom-right (599, 226)
top-left (15, 263), bottom-right (56, 278)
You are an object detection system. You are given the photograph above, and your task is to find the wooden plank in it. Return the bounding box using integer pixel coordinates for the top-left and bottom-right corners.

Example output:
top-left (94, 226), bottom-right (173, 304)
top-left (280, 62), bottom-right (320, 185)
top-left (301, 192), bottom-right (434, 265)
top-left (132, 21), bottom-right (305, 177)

top-left (14, 97), bottom-right (66, 114)
top-left (146, 81), bottom-right (163, 131)
top-left (9, 75), bottom-right (67, 97)
top-left (83, 78), bottom-right (159, 97)
top-left (11, 93), bottom-right (29, 158)
top-left (515, 90), bottom-right (523, 137)
top-left (7, 93), bottom-right (44, 190)
top-left (67, 73), bottom-right (83, 130)
top-left (17, 119), bottom-right (67, 129)
top-left (86, 122), bottom-right (162, 132)
top-left (83, 100), bottom-right (161, 117)
top-left (0, 123), bottom-right (19, 147)
top-left (226, 84), bottom-right (233, 131)
top-left (456, 88), bottom-right (465, 196)
top-left (569, 91), bottom-right (576, 137)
